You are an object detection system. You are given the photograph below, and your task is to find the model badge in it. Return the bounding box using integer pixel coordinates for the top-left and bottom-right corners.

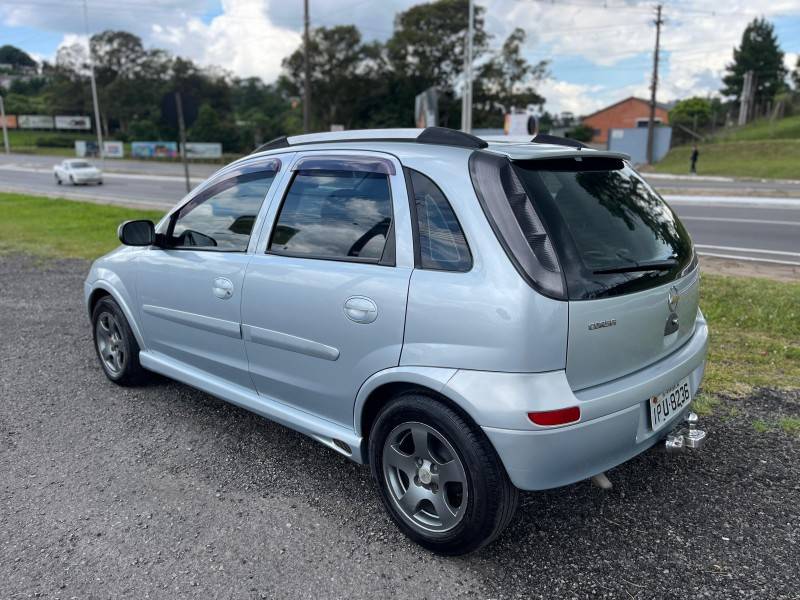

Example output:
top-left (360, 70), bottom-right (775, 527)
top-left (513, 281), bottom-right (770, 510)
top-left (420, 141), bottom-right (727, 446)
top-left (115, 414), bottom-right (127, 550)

top-left (588, 319), bottom-right (616, 331)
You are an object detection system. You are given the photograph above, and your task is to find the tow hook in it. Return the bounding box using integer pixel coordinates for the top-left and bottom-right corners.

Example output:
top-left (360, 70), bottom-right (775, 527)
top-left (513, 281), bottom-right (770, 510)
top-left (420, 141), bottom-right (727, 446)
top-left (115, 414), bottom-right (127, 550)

top-left (665, 412), bottom-right (706, 453)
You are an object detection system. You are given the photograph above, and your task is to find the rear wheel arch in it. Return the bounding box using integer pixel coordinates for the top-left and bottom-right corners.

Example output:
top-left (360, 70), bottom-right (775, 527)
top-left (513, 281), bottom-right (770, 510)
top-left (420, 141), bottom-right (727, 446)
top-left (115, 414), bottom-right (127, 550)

top-left (359, 382), bottom-right (483, 453)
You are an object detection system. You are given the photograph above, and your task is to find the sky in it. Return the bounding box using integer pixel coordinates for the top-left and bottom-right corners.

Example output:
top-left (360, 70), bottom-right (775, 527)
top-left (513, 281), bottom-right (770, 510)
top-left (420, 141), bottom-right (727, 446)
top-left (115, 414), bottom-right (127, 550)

top-left (1, 0), bottom-right (799, 117)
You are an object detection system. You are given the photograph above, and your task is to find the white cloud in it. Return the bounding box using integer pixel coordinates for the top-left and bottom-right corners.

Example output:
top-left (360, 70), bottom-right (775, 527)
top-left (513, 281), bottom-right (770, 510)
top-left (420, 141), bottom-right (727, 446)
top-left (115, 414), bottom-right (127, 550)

top-left (537, 79), bottom-right (606, 116)
top-left (150, 0), bottom-right (301, 82)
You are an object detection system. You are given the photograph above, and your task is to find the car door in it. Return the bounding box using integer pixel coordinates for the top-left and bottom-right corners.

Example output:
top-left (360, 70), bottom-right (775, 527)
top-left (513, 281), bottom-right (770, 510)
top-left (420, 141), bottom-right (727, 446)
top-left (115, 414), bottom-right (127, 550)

top-left (241, 151), bottom-right (414, 427)
top-left (136, 158), bottom-right (286, 389)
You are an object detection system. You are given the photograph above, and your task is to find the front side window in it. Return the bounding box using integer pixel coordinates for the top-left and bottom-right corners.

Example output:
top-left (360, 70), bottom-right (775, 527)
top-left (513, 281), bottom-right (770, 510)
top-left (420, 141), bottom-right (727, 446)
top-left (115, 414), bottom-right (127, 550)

top-left (168, 170), bottom-right (277, 251)
top-left (268, 167), bottom-right (393, 263)
top-left (408, 169), bottom-right (471, 272)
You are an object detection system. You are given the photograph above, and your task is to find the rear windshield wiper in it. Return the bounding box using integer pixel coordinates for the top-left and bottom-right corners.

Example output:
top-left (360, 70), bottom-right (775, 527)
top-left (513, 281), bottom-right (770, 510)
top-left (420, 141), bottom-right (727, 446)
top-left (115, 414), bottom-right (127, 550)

top-left (593, 258), bottom-right (677, 275)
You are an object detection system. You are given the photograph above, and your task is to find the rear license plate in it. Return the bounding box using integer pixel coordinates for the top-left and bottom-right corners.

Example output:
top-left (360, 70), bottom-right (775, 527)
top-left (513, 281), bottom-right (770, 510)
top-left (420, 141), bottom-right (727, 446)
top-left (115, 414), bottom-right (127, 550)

top-left (649, 377), bottom-right (692, 432)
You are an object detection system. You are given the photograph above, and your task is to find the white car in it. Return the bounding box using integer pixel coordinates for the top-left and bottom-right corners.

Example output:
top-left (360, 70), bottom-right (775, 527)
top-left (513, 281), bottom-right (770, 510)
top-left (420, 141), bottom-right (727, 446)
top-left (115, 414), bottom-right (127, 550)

top-left (54, 160), bottom-right (103, 185)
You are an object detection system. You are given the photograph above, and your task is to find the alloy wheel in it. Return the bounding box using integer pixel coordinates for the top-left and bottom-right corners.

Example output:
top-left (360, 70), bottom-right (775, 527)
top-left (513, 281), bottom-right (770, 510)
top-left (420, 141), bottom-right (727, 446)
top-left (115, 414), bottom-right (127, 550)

top-left (95, 311), bottom-right (126, 375)
top-left (382, 421), bottom-right (468, 533)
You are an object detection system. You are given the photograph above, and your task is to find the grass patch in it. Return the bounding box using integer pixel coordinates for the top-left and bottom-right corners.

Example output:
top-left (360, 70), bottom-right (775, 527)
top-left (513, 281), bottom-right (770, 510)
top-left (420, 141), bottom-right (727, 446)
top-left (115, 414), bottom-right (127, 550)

top-left (779, 417), bottom-right (800, 436)
top-left (700, 273), bottom-right (800, 397)
top-left (0, 192), bottom-right (164, 260)
top-left (752, 419), bottom-right (769, 433)
top-left (653, 139), bottom-right (800, 179)
top-left (715, 114), bottom-right (800, 142)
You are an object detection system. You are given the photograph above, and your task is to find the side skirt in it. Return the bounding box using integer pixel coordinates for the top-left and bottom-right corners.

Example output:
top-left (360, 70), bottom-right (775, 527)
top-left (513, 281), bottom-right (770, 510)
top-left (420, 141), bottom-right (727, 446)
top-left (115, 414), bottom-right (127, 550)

top-left (139, 350), bottom-right (366, 463)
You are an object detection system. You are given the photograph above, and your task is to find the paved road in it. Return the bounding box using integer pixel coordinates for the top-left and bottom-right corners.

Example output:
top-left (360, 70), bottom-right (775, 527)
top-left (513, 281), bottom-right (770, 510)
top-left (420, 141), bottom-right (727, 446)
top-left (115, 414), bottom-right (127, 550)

top-left (1, 153), bottom-right (799, 266)
top-left (1, 256), bottom-right (798, 599)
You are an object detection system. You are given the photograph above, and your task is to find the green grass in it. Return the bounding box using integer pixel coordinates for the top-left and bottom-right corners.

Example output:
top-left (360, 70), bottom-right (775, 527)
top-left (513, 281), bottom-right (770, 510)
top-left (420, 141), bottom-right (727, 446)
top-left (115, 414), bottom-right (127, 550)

top-left (700, 273), bottom-right (800, 396)
top-left (715, 114), bottom-right (800, 142)
top-left (653, 113), bottom-right (800, 179)
top-left (0, 193), bottom-right (164, 260)
top-left (653, 139), bottom-right (800, 179)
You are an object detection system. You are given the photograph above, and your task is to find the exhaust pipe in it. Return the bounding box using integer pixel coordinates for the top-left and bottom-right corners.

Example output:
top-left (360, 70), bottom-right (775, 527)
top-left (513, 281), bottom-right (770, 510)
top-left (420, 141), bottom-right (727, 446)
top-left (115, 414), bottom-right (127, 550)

top-left (665, 411), bottom-right (706, 454)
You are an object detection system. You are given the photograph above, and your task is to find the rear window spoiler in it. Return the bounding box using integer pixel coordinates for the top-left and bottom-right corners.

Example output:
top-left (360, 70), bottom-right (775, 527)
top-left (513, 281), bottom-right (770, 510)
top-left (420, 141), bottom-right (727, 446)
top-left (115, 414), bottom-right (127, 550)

top-left (489, 148), bottom-right (632, 162)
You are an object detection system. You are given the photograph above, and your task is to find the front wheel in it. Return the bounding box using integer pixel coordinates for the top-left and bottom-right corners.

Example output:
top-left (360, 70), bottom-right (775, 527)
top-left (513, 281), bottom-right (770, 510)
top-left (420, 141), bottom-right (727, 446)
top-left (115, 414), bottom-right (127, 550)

top-left (369, 394), bottom-right (518, 555)
top-left (55, 174), bottom-right (62, 185)
top-left (92, 296), bottom-right (148, 386)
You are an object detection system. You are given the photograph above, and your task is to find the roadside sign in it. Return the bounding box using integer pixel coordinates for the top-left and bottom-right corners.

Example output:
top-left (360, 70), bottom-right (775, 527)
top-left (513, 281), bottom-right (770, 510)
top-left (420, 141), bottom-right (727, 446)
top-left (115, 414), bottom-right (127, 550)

top-left (131, 141), bottom-right (178, 158)
top-left (18, 115), bottom-right (55, 129)
top-left (0, 114), bottom-right (17, 129)
top-left (181, 142), bottom-right (222, 159)
top-left (103, 141), bottom-right (124, 158)
top-left (55, 115), bottom-right (92, 130)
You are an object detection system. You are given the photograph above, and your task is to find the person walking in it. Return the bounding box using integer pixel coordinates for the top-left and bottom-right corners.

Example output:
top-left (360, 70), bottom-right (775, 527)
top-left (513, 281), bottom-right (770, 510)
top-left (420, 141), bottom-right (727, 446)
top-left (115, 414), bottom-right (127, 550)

top-left (690, 145), bottom-right (699, 174)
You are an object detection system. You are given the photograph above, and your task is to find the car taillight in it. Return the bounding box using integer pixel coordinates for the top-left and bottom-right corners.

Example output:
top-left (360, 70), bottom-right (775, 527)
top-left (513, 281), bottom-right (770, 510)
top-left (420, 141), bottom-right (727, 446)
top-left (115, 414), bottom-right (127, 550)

top-left (528, 406), bottom-right (580, 426)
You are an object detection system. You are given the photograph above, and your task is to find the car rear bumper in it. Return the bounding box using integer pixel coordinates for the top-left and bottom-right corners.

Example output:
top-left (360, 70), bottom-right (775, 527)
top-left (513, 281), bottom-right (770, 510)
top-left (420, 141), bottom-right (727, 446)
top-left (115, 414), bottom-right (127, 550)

top-left (453, 312), bottom-right (708, 491)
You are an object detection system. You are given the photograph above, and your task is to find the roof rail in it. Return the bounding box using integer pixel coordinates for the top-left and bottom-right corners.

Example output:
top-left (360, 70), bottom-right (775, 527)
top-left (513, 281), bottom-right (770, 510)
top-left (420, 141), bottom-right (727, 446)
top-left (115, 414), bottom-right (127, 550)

top-left (253, 136), bottom-right (290, 153)
top-left (531, 134), bottom-right (588, 149)
top-left (250, 127), bottom-right (488, 154)
top-left (416, 127), bottom-right (488, 149)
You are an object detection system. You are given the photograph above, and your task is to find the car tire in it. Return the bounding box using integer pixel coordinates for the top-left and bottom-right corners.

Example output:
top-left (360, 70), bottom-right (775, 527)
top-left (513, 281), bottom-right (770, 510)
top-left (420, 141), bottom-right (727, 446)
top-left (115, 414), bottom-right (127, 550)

top-left (69, 175), bottom-right (75, 185)
top-left (91, 296), bottom-right (148, 386)
top-left (97, 180), bottom-right (103, 185)
top-left (369, 393), bottom-right (518, 555)
top-left (55, 174), bottom-right (61, 185)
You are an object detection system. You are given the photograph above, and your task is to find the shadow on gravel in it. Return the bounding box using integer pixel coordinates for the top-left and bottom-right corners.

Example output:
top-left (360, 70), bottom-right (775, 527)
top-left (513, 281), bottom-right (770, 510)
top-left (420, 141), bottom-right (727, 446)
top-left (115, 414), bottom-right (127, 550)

top-left (1, 255), bottom-right (798, 600)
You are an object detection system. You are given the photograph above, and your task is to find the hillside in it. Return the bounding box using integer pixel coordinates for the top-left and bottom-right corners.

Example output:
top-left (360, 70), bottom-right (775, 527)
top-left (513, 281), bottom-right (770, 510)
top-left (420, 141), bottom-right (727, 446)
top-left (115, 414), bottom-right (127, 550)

top-left (654, 115), bottom-right (800, 179)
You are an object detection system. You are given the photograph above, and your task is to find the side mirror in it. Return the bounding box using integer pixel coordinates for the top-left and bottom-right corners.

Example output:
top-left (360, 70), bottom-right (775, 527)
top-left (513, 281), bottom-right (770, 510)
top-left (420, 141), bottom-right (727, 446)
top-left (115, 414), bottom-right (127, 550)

top-left (118, 220), bottom-right (155, 246)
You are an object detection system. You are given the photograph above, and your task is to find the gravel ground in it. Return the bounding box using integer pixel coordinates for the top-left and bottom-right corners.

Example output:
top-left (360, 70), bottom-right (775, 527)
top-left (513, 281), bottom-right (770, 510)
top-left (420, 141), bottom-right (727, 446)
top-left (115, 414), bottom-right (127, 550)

top-left (1, 255), bottom-right (798, 600)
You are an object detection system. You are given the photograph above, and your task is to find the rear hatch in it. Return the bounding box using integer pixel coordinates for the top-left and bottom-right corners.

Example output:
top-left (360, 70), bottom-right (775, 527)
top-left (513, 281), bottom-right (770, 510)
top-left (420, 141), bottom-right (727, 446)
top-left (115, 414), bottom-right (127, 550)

top-left (513, 155), bottom-right (698, 390)
top-left (470, 149), bottom-right (698, 391)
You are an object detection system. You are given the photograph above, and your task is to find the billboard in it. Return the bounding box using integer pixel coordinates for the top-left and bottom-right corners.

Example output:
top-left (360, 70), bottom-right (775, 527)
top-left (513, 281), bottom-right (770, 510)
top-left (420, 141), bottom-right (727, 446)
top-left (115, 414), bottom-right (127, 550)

top-left (74, 140), bottom-right (100, 157)
top-left (0, 115), bottom-right (17, 129)
top-left (55, 115), bottom-right (92, 130)
top-left (103, 141), bottom-right (124, 158)
top-left (19, 115), bottom-right (55, 129)
top-left (131, 141), bottom-right (178, 158)
top-left (182, 142), bottom-right (222, 159)
top-left (504, 113), bottom-right (538, 136)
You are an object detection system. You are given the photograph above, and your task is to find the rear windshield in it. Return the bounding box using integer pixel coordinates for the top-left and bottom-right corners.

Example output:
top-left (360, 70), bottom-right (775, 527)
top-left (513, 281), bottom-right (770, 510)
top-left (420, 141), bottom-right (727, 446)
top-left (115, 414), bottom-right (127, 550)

top-left (513, 157), bottom-right (694, 299)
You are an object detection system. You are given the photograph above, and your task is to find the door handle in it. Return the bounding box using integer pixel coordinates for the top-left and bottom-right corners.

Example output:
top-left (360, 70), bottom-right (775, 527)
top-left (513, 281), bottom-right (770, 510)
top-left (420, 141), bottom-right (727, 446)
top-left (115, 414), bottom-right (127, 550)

top-left (212, 277), bottom-right (234, 300)
top-left (343, 296), bottom-right (378, 324)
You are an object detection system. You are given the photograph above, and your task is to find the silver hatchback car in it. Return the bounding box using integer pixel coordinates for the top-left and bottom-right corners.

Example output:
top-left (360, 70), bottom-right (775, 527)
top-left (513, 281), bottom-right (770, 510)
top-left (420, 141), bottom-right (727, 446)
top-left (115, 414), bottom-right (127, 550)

top-left (85, 127), bottom-right (708, 554)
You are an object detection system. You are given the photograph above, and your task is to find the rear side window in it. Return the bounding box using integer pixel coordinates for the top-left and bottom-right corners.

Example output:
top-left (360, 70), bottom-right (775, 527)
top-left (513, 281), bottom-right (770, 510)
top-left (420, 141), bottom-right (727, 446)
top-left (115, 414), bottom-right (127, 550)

top-left (408, 170), bottom-right (471, 272)
top-left (268, 168), bottom-right (393, 263)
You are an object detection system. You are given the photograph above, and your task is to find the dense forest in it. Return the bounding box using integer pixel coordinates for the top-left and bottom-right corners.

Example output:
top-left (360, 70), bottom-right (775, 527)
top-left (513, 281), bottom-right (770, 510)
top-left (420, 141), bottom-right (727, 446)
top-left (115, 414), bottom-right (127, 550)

top-left (0, 0), bottom-right (548, 153)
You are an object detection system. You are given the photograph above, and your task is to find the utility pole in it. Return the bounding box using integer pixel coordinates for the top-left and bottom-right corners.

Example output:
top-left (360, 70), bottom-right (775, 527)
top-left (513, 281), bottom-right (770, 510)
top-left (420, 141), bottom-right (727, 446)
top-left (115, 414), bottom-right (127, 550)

top-left (175, 92), bottom-right (191, 193)
top-left (83, 0), bottom-right (104, 163)
top-left (303, 0), bottom-right (311, 133)
top-left (646, 4), bottom-right (663, 165)
top-left (461, 0), bottom-right (474, 133)
top-left (738, 70), bottom-right (754, 126)
top-left (0, 95), bottom-right (9, 154)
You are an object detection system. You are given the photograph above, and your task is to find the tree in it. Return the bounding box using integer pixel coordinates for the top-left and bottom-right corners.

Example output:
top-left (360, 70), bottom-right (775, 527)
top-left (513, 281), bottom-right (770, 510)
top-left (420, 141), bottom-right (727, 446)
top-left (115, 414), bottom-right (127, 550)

top-left (669, 97), bottom-right (713, 129)
top-left (793, 56), bottom-right (800, 90)
top-left (280, 25), bottom-right (380, 130)
top-left (386, 0), bottom-right (489, 91)
top-left (473, 28), bottom-right (548, 128)
top-left (721, 18), bottom-right (787, 108)
top-left (0, 45), bottom-right (37, 70)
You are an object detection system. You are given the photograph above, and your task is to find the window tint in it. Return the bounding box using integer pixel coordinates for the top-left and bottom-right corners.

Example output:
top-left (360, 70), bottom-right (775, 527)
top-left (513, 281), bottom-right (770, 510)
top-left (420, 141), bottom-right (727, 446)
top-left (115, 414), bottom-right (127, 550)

top-left (409, 170), bottom-right (471, 271)
top-left (169, 171), bottom-right (276, 251)
top-left (513, 158), bottom-right (693, 299)
top-left (268, 169), bottom-right (392, 262)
